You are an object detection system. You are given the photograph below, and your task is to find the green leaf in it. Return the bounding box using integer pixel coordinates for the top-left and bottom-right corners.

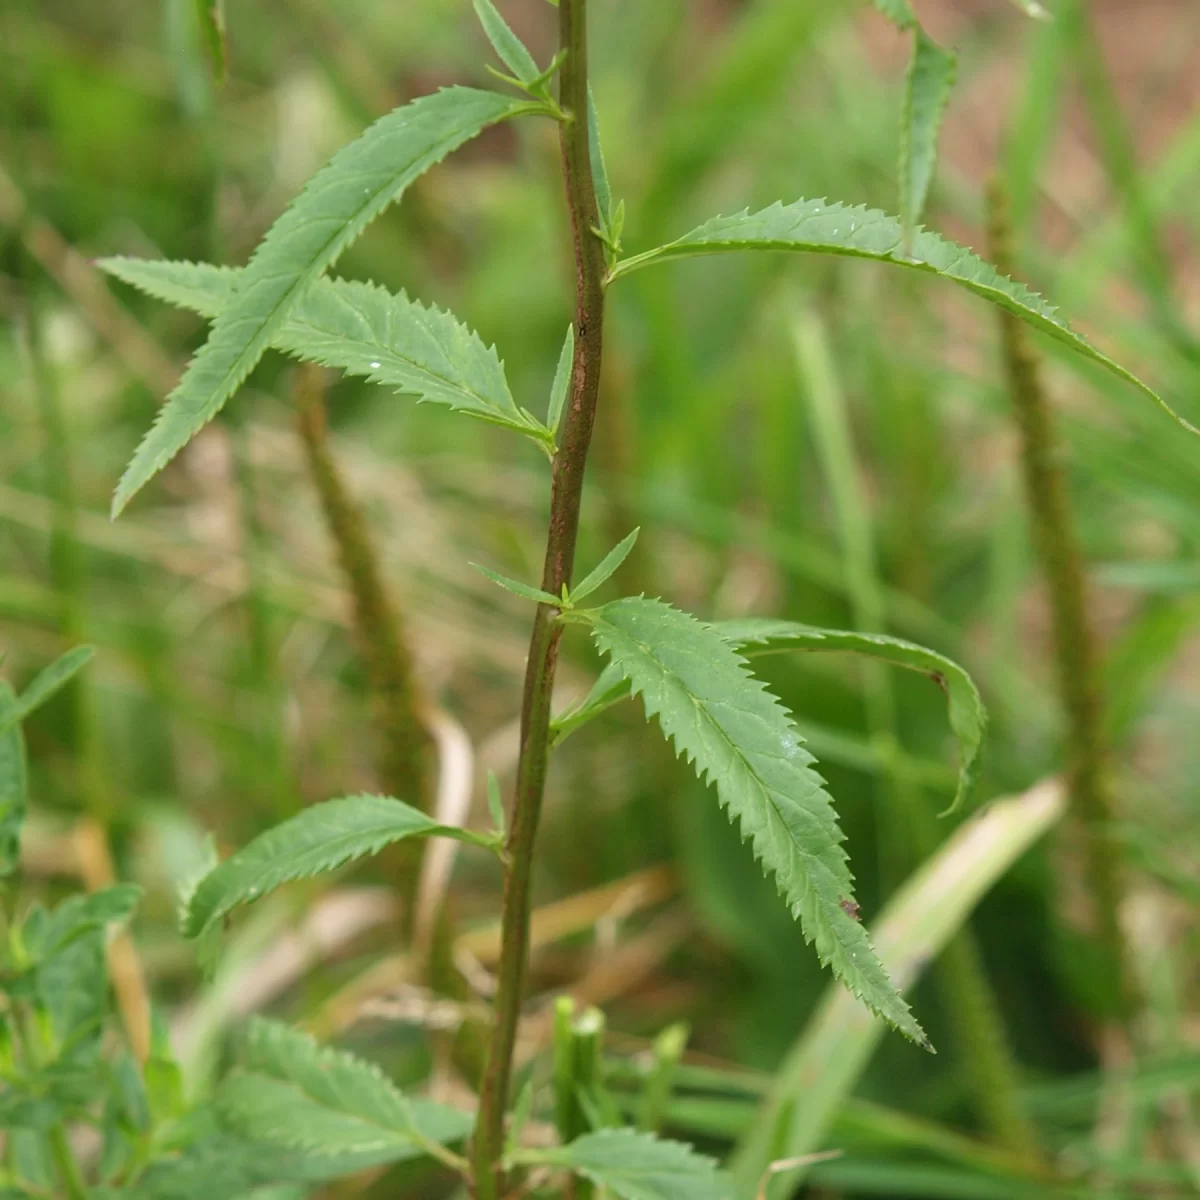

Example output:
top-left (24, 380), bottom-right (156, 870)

top-left (608, 199), bottom-right (1187, 429)
top-left (731, 781), bottom-right (1065, 1196)
top-left (868, 0), bottom-right (916, 30)
top-left (0, 646), bottom-right (95, 734)
top-left (587, 87), bottom-right (614, 234)
top-left (183, 794), bottom-right (491, 939)
top-left (473, 0), bottom-right (539, 85)
top-left (98, 259), bottom-right (546, 441)
top-left (0, 684), bottom-right (27, 876)
top-left (899, 31), bottom-right (956, 239)
top-left (470, 562), bottom-right (561, 606)
top-left (578, 597), bottom-right (927, 1046)
top-left (715, 620), bottom-right (986, 815)
top-left (194, 0), bottom-right (227, 81)
top-left (110, 87), bottom-right (535, 515)
top-left (218, 1019), bottom-right (472, 1162)
top-left (533, 1128), bottom-right (732, 1200)
top-left (547, 323), bottom-right (574, 437)
top-left (571, 529), bottom-right (640, 603)
top-left (24, 884), bottom-right (142, 965)
top-left (550, 661), bottom-right (630, 747)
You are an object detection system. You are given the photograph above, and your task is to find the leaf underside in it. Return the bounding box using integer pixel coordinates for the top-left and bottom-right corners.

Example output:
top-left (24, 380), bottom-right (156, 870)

top-left (217, 1019), bottom-right (471, 1163)
top-left (583, 597), bottom-right (927, 1046)
top-left (111, 86), bottom-right (531, 514)
top-left (182, 794), bottom-right (474, 939)
top-left (718, 618), bottom-right (986, 814)
top-left (99, 258), bottom-right (541, 438)
top-left (609, 198), bottom-right (1185, 430)
top-left (541, 1128), bottom-right (733, 1200)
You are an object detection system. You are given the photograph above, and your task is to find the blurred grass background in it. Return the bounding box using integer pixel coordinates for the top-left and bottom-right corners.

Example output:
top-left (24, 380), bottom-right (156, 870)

top-left (2, 0), bottom-right (1200, 1195)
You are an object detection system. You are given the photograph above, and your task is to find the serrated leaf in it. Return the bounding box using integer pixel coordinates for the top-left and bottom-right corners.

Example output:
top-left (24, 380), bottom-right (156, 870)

top-left (24, 884), bottom-right (142, 965)
top-left (183, 794), bottom-right (491, 939)
top-left (608, 199), bottom-right (1188, 430)
top-left (579, 598), bottom-right (927, 1046)
top-left (0, 646), bottom-right (94, 734)
top-left (716, 620), bottom-right (985, 815)
top-left (473, 0), bottom-right (539, 85)
top-left (217, 1019), bottom-right (472, 1162)
top-left (547, 323), bottom-right (574, 437)
top-left (0, 684), bottom-right (27, 876)
top-left (534, 1128), bottom-right (732, 1200)
top-left (899, 31), bottom-right (956, 238)
top-left (110, 87), bottom-right (534, 515)
top-left (571, 528), bottom-right (640, 603)
top-left (868, 0), bottom-right (916, 30)
top-left (470, 562), bottom-right (560, 606)
top-left (98, 259), bottom-right (545, 440)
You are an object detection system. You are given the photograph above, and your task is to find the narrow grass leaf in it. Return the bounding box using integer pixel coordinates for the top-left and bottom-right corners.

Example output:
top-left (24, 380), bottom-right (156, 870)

top-left (0, 684), bottom-right (27, 876)
top-left (534, 1128), bottom-right (732, 1200)
top-left (580, 597), bottom-right (927, 1046)
top-left (608, 199), bottom-right (1185, 428)
top-left (473, 0), bottom-right (539, 84)
top-left (98, 259), bottom-right (545, 440)
top-left (111, 87), bottom-right (533, 515)
top-left (900, 31), bottom-right (956, 239)
top-left (731, 780), bottom-right (1064, 1196)
top-left (572, 529), bottom-right (640, 602)
top-left (1, 646), bottom-right (95, 734)
top-left (717, 620), bottom-right (986, 815)
top-left (218, 1018), bottom-right (471, 1161)
top-left (183, 794), bottom-right (491, 939)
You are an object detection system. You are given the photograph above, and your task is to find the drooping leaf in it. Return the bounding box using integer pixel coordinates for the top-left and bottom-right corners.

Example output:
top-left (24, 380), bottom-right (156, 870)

top-left (715, 620), bottom-right (986, 815)
top-left (532, 1128), bottom-right (733, 1200)
top-left (899, 31), bottom-right (956, 239)
top-left (217, 1019), bottom-right (472, 1162)
top-left (607, 200), bottom-right (1186, 429)
top-left (473, 0), bottom-right (539, 85)
top-left (571, 528), bottom-right (640, 603)
top-left (183, 794), bottom-right (492, 939)
top-left (98, 259), bottom-right (546, 441)
top-left (0, 646), bottom-right (94, 734)
top-left (110, 87), bottom-right (536, 515)
top-left (577, 597), bottom-right (927, 1046)
top-left (731, 781), bottom-right (1065, 1196)
top-left (0, 684), bottom-right (27, 876)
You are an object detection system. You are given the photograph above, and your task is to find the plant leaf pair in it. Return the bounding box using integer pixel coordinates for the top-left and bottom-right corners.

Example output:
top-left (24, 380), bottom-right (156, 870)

top-left (109, 86), bottom-right (542, 515)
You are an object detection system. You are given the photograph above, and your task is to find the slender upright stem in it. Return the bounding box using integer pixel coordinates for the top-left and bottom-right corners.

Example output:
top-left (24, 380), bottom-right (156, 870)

top-left (986, 180), bottom-right (1139, 1024)
top-left (471, 2), bottom-right (606, 1193)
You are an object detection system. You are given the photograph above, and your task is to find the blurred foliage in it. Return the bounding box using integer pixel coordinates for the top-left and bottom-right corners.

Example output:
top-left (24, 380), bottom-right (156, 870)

top-left (2, 0), bottom-right (1199, 1196)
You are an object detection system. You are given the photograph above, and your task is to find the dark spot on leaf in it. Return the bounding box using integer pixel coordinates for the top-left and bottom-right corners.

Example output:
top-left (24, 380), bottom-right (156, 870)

top-left (929, 670), bottom-right (948, 694)
top-left (839, 898), bottom-right (861, 921)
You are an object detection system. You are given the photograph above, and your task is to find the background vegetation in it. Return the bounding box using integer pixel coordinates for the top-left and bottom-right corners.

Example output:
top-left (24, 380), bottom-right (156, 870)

top-left (2, 0), bottom-right (1199, 1195)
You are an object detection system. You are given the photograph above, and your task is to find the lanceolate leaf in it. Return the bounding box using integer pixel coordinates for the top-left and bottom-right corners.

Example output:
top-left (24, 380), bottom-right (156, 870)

top-left (0, 646), bottom-right (95, 734)
top-left (473, 0), bottom-right (539, 85)
top-left (99, 259), bottom-right (546, 441)
top-left (572, 528), bottom-right (640, 602)
top-left (608, 200), bottom-right (1187, 428)
top-left (578, 598), bottom-right (927, 1046)
top-left (183, 794), bottom-right (493, 939)
top-left (218, 1019), bottom-right (471, 1161)
top-left (717, 619), bottom-right (986, 815)
top-left (111, 87), bottom-right (536, 515)
top-left (532, 1128), bottom-right (732, 1200)
top-left (899, 31), bottom-right (956, 239)
top-left (0, 684), bottom-right (27, 876)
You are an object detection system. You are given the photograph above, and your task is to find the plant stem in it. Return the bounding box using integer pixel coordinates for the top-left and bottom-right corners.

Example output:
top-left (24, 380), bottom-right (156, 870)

top-left (471, 1), bottom-right (606, 1193)
top-left (986, 179), bottom-right (1139, 1024)
top-left (48, 1124), bottom-right (88, 1200)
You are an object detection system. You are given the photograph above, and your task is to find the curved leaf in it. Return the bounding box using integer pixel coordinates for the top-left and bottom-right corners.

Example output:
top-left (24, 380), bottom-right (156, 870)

top-left (578, 597), bottom-right (928, 1047)
top-left (716, 619), bottom-right (986, 815)
top-left (111, 87), bottom-right (536, 515)
top-left (900, 31), bottom-right (956, 237)
top-left (608, 199), bottom-right (1187, 429)
top-left (0, 646), bottom-right (95, 735)
top-left (99, 258), bottom-right (545, 440)
top-left (218, 1019), bottom-right (471, 1162)
top-left (183, 794), bottom-right (491, 939)
top-left (533, 1128), bottom-right (732, 1200)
